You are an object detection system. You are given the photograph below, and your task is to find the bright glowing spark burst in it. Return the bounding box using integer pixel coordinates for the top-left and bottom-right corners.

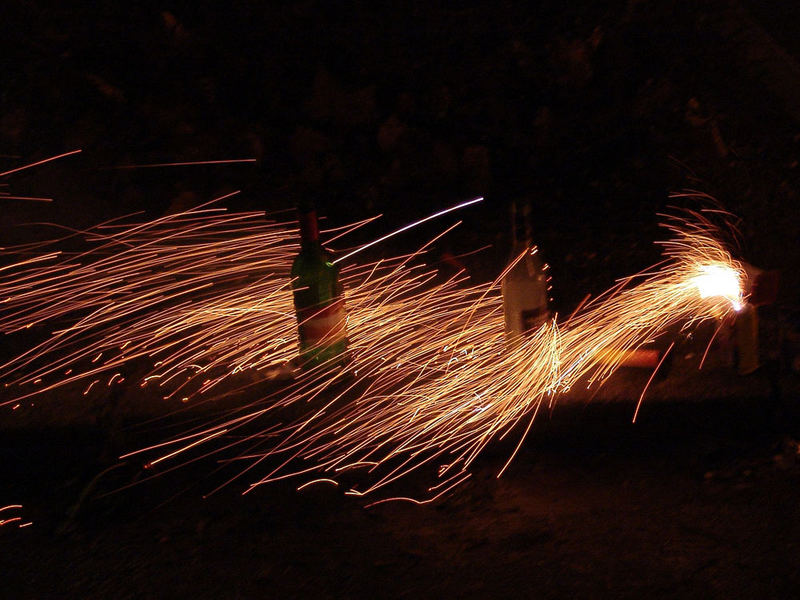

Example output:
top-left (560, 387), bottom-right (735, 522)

top-left (691, 265), bottom-right (743, 311)
top-left (0, 200), bottom-right (747, 502)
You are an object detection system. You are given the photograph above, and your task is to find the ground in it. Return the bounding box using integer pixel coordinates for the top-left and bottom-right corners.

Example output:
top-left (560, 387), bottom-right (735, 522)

top-left (3, 379), bottom-right (800, 598)
top-left (2, 349), bottom-right (799, 598)
top-left (2, 1), bottom-right (800, 598)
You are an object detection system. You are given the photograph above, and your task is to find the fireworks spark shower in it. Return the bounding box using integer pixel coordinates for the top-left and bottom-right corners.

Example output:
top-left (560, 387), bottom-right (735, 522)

top-left (222, 211), bottom-right (746, 501)
top-left (0, 200), bottom-right (746, 501)
top-left (0, 197), bottom-right (483, 405)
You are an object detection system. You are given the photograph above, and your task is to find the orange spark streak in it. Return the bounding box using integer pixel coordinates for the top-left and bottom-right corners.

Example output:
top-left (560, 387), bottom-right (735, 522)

top-left (0, 196), bottom-right (54, 202)
top-left (332, 196), bottom-right (483, 264)
top-left (0, 149), bottom-right (82, 178)
top-left (105, 158), bottom-right (257, 169)
top-left (297, 478), bottom-right (339, 491)
top-left (0, 505), bottom-right (25, 529)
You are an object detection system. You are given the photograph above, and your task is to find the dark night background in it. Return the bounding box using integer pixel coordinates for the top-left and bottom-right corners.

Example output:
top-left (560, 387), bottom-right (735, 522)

top-left (1, 1), bottom-right (800, 598)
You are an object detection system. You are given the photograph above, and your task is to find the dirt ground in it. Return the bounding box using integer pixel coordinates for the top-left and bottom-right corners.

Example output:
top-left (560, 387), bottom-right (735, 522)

top-left (2, 1), bottom-right (800, 598)
top-left (2, 342), bottom-right (799, 598)
top-left (2, 373), bottom-right (800, 599)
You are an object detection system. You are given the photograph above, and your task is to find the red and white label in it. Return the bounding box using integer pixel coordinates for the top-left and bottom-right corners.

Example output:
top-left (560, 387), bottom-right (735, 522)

top-left (298, 299), bottom-right (347, 346)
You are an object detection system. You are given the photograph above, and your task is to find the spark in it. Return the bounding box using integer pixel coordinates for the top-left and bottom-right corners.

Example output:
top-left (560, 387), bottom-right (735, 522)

top-left (0, 200), bottom-right (747, 501)
top-left (0, 196), bottom-right (54, 202)
top-left (0, 505), bottom-right (27, 529)
top-left (0, 149), bottom-right (82, 178)
top-left (691, 264), bottom-right (743, 311)
top-left (0, 202), bottom-right (301, 406)
top-left (105, 158), bottom-right (257, 170)
top-left (297, 478), bottom-right (339, 491)
top-left (332, 197), bottom-right (484, 264)
top-left (225, 210), bottom-right (746, 499)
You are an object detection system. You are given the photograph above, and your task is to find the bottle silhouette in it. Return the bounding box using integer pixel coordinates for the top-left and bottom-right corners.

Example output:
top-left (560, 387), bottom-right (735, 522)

top-left (501, 200), bottom-right (550, 347)
top-left (291, 206), bottom-right (349, 368)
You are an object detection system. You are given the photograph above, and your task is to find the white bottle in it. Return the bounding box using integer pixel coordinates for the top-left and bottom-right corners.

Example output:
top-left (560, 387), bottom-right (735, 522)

top-left (501, 200), bottom-right (550, 347)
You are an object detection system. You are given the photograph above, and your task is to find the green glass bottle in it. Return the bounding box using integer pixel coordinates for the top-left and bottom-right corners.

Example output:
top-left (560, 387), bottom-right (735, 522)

top-left (291, 206), bottom-right (349, 368)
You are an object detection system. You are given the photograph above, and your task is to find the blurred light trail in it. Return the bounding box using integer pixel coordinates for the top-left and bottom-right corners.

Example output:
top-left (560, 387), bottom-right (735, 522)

top-left (231, 211), bottom-right (746, 499)
top-left (0, 149), bottom-right (82, 178)
top-left (0, 200), bottom-right (746, 501)
top-left (0, 195), bottom-right (54, 202)
top-left (0, 505), bottom-right (28, 529)
top-left (332, 196), bottom-right (483, 264)
top-left (0, 197), bottom-right (481, 406)
top-left (105, 158), bottom-right (257, 170)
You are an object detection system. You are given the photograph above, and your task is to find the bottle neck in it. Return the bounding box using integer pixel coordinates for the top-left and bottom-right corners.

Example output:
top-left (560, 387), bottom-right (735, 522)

top-left (511, 201), bottom-right (533, 249)
top-left (298, 209), bottom-right (320, 248)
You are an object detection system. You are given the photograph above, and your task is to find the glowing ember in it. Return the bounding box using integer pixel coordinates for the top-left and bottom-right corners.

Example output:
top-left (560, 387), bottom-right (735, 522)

top-left (691, 264), bottom-right (744, 311)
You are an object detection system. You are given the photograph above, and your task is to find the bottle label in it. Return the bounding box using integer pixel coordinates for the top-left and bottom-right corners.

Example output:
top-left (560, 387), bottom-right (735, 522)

top-left (298, 299), bottom-right (347, 347)
top-left (520, 307), bottom-right (549, 333)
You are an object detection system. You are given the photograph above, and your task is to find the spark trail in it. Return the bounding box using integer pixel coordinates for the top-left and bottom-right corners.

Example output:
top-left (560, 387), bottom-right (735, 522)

top-left (0, 198), bottom-right (476, 404)
top-left (0, 199), bottom-right (303, 404)
top-left (225, 212), bottom-right (746, 499)
top-left (120, 211), bottom-right (745, 501)
top-left (0, 200), bottom-right (745, 501)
